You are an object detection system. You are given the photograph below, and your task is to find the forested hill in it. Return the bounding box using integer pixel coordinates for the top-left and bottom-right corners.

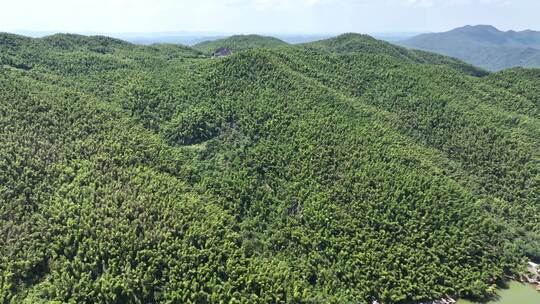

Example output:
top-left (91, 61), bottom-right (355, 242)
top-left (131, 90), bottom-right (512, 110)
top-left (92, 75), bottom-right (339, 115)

top-left (193, 34), bottom-right (288, 54)
top-left (399, 25), bottom-right (540, 71)
top-left (1, 32), bottom-right (539, 303)
top-left (301, 33), bottom-right (488, 76)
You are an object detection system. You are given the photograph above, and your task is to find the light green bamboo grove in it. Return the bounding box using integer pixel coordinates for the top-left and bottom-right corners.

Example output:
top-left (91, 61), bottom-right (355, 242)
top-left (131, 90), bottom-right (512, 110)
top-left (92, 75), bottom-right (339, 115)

top-left (0, 33), bottom-right (539, 303)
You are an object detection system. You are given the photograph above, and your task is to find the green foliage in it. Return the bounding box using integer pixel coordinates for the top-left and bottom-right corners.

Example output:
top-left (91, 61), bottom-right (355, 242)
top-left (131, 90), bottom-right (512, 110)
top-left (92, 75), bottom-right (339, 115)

top-left (486, 67), bottom-right (540, 116)
top-left (193, 34), bottom-right (288, 54)
top-left (0, 32), bottom-right (538, 303)
top-left (302, 33), bottom-right (488, 76)
top-left (164, 104), bottom-right (226, 145)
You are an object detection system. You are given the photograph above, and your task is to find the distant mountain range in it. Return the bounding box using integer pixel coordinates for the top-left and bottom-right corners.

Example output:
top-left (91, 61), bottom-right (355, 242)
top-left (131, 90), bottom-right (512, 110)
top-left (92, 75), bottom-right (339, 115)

top-left (399, 25), bottom-right (540, 71)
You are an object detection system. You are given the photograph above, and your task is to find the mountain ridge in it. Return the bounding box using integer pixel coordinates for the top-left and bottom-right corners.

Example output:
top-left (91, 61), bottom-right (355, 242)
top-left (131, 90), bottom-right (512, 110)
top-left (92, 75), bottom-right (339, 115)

top-left (399, 25), bottom-right (540, 71)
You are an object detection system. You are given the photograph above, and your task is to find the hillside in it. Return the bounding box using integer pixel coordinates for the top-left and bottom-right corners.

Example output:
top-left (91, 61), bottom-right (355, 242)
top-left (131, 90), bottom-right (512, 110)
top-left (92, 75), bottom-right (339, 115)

top-left (399, 25), bottom-right (540, 71)
top-left (193, 34), bottom-right (288, 54)
top-left (302, 33), bottom-right (488, 76)
top-left (1, 32), bottom-right (539, 303)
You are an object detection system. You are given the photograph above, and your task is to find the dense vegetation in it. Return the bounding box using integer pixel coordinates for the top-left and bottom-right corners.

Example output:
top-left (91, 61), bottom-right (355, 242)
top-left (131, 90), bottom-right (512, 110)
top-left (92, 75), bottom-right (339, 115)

top-left (1, 32), bottom-right (539, 303)
top-left (193, 34), bottom-right (288, 54)
top-left (399, 25), bottom-right (540, 71)
top-left (301, 33), bottom-right (488, 76)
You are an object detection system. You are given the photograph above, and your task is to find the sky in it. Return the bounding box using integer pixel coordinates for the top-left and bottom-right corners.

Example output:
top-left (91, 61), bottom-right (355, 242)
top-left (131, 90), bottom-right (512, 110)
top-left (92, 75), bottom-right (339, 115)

top-left (1, 0), bottom-right (539, 35)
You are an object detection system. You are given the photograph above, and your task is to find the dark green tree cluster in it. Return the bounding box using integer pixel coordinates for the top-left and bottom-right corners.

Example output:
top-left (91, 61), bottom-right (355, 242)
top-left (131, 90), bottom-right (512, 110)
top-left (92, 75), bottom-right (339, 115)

top-left (0, 32), bottom-right (538, 303)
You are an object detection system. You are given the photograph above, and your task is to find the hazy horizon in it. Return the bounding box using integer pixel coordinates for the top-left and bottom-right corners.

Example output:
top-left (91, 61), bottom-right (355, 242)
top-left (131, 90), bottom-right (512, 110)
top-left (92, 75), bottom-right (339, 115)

top-left (6, 25), bottom-right (534, 46)
top-left (5, 29), bottom-right (424, 45)
top-left (2, 0), bottom-right (539, 36)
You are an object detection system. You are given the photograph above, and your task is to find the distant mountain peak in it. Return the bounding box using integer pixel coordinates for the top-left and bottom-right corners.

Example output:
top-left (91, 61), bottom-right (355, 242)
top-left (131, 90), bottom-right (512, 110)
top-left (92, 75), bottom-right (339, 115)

top-left (453, 25), bottom-right (501, 33)
top-left (399, 25), bottom-right (540, 71)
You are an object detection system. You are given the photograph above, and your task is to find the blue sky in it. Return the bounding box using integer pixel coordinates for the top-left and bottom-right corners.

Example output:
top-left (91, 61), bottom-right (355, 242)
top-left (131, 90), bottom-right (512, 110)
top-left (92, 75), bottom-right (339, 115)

top-left (1, 0), bottom-right (539, 34)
